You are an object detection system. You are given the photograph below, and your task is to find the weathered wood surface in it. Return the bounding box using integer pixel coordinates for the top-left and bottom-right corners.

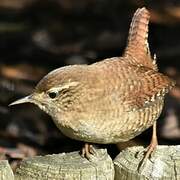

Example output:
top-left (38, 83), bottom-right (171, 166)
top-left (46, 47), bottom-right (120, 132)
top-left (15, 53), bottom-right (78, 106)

top-left (15, 148), bottom-right (114, 180)
top-left (0, 160), bottom-right (14, 180)
top-left (114, 145), bottom-right (180, 180)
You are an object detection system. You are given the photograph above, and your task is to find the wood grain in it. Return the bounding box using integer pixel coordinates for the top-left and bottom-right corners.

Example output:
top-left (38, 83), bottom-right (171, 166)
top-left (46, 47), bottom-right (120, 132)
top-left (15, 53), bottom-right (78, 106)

top-left (114, 145), bottom-right (180, 180)
top-left (15, 148), bottom-right (114, 180)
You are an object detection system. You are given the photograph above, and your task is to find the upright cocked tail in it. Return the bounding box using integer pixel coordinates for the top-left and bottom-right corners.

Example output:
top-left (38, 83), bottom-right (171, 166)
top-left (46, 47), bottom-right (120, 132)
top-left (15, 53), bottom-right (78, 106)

top-left (124, 7), bottom-right (158, 71)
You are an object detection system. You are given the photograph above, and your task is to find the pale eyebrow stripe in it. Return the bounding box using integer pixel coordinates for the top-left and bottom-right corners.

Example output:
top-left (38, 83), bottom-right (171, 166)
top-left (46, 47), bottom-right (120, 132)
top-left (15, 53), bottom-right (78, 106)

top-left (47, 82), bottom-right (80, 92)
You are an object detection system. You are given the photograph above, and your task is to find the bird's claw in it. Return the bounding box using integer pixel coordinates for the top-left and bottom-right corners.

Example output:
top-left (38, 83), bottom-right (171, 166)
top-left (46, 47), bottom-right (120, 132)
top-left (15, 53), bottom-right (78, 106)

top-left (81, 143), bottom-right (95, 159)
top-left (138, 143), bottom-right (157, 173)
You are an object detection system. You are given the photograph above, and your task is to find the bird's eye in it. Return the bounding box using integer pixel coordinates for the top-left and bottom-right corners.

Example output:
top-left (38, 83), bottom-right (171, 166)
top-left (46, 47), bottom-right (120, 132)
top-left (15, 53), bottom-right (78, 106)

top-left (48, 92), bottom-right (58, 99)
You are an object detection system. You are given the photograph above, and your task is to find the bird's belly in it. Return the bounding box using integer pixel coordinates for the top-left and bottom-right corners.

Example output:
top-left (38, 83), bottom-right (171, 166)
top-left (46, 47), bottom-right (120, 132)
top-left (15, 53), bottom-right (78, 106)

top-left (55, 99), bottom-right (164, 144)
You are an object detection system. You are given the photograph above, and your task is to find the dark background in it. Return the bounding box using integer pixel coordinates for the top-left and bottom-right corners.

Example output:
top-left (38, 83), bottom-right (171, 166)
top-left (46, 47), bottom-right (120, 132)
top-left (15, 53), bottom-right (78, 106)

top-left (0, 0), bottom-right (179, 170)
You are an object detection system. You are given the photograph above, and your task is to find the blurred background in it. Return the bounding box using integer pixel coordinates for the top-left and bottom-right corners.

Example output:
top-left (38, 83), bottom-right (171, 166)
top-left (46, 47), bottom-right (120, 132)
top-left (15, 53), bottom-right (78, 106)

top-left (0, 0), bottom-right (179, 171)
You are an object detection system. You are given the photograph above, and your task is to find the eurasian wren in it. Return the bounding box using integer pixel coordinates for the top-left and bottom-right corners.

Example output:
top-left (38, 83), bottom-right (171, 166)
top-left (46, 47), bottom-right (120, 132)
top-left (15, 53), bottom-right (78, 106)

top-left (9, 8), bottom-right (175, 158)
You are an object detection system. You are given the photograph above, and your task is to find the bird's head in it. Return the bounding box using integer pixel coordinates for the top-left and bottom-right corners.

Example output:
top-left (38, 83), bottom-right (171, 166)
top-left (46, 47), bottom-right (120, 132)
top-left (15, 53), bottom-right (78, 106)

top-left (9, 65), bottom-right (86, 118)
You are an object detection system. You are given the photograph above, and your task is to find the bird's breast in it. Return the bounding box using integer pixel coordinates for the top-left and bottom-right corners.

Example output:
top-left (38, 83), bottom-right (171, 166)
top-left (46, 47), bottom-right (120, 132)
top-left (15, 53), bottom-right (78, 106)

top-left (52, 98), bottom-right (164, 144)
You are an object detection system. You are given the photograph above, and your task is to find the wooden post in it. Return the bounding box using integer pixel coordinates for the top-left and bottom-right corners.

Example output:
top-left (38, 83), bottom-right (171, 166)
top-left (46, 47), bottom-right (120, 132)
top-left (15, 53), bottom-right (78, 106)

top-left (0, 160), bottom-right (14, 180)
top-left (114, 145), bottom-right (180, 180)
top-left (15, 149), bottom-right (114, 180)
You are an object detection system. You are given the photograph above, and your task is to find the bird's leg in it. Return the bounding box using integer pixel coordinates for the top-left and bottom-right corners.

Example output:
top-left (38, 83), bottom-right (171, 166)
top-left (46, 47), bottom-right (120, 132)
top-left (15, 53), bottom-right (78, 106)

top-left (81, 143), bottom-right (94, 159)
top-left (144, 120), bottom-right (158, 160)
top-left (138, 121), bottom-right (158, 172)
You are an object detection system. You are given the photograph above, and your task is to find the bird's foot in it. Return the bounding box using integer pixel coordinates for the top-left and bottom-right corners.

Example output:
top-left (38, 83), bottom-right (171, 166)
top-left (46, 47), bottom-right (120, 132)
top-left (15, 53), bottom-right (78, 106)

top-left (138, 121), bottom-right (158, 173)
top-left (138, 140), bottom-right (158, 173)
top-left (81, 143), bottom-right (95, 159)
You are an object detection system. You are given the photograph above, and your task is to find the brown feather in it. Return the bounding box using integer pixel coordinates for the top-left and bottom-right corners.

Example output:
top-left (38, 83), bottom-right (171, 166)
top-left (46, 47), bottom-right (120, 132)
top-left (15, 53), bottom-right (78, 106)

top-left (124, 7), bottom-right (158, 71)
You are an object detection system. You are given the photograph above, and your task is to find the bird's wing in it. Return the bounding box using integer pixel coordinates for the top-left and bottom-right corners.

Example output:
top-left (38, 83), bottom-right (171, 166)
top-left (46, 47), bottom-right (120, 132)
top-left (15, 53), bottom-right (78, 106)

top-left (86, 64), bottom-right (175, 112)
top-left (121, 67), bottom-right (175, 111)
top-left (123, 7), bottom-right (158, 71)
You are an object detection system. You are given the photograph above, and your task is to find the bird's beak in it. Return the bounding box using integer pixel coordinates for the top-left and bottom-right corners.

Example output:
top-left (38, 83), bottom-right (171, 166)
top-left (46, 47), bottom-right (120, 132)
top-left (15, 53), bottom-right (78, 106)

top-left (9, 95), bottom-right (33, 106)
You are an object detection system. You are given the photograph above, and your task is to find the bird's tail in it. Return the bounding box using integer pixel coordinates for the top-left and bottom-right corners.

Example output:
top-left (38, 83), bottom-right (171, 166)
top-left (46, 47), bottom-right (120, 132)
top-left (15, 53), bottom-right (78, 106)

top-left (124, 7), bottom-right (158, 71)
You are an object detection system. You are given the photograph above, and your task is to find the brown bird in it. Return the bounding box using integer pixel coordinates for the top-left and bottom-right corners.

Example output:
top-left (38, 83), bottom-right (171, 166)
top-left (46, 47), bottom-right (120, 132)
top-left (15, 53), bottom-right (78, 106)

top-left (9, 8), bottom-right (175, 160)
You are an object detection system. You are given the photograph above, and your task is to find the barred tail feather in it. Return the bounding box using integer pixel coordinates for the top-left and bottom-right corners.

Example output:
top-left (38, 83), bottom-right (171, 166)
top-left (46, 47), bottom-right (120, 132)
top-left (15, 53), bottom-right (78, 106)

top-left (124, 7), bottom-right (158, 71)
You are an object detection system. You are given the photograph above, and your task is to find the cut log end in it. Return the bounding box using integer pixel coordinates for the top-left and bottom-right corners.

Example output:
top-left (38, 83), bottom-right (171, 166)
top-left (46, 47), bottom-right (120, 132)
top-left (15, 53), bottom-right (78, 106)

top-left (114, 145), bottom-right (180, 180)
top-left (0, 160), bottom-right (14, 180)
top-left (15, 148), bottom-right (114, 180)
